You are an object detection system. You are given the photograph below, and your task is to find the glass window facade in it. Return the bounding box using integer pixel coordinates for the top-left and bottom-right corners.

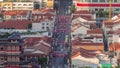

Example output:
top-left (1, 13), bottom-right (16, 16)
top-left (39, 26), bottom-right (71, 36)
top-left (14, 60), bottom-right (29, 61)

top-left (114, 0), bottom-right (117, 2)
top-left (100, 0), bottom-right (105, 2)
top-left (92, 0), bottom-right (98, 2)
top-left (85, 0), bottom-right (91, 2)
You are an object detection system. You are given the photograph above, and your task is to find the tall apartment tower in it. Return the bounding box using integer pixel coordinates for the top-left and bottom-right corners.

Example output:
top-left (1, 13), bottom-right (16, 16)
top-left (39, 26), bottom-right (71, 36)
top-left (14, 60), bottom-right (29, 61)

top-left (0, 33), bottom-right (22, 68)
top-left (74, 0), bottom-right (120, 13)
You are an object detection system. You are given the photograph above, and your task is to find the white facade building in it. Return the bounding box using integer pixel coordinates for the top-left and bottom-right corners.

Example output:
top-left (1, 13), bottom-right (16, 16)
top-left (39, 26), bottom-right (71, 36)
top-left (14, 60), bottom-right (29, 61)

top-left (32, 20), bottom-right (54, 32)
top-left (13, 2), bottom-right (34, 10)
top-left (72, 26), bottom-right (89, 35)
top-left (72, 55), bottom-right (99, 68)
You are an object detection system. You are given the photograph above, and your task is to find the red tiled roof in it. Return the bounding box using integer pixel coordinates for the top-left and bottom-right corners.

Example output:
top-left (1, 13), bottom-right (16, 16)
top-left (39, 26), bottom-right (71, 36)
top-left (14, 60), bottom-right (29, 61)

top-left (79, 15), bottom-right (91, 20)
top-left (33, 43), bottom-right (50, 54)
top-left (33, 8), bottom-right (55, 13)
top-left (72, 48), bottom-right (101, 58)
top-left (72, 15), bottom-right (79, 20)
top-left (109, 43), bottom-right (120, 51)
top-left (0, 20), bottom-right (31, 29)
top-left (74, 10), bottom-right (91, 14)
top-left (93, 36), bottom-right (103, 38)
top-left (32, 12), bottom-right (55, 22)
top-left (104, 21), bottom-right (114, 25)
top-left (72, 10), bottom-right (92, 20)
top-left (24, 36), bottom-right (51, 46)
top-left (40, 8), bottom-right (55, 13)
top-left (72, 37), bottom-right (103, 45)
top-left (3, 10), bottom-right (28, 16)
top-left (87, 28), bottom-right (102, 34)
top-left (72, 42), bottom-right (104, 46)
top-left (90, 23), bottom-right (97, 28)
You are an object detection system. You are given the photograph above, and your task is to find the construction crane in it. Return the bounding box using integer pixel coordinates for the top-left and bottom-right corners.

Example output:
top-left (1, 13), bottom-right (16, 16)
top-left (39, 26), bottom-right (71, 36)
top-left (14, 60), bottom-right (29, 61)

top-left (109, 0), bottom-right (112, 20)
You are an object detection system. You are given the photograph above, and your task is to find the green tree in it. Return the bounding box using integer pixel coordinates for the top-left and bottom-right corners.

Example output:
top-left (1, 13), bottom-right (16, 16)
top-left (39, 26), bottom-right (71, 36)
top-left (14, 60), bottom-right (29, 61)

top-left (27, 23), bottom-right (32, 29)
top-left (0, 13), bottom-right (4, 19)
top-left (70, 5), bottom-right (76, 13)
top-left (38, 57), bottom-right (47, 68)
top-left (0, 32), bottom-right (11, 38)
top-left (96, 10), bottom-right (109, 18)
top-left (115, 65), bottom-right (120, 68)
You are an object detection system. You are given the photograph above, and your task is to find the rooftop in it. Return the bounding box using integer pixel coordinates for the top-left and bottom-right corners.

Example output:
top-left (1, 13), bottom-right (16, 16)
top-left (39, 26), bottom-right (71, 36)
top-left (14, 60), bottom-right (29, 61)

top-left (87, 28), bottom-right (102, 34)
top-left (109, 43), bottom-right (120, 51)
top-left (3, 10), bottom-right (28, 16)
top-left (0, 20), bottom-right (31, 29)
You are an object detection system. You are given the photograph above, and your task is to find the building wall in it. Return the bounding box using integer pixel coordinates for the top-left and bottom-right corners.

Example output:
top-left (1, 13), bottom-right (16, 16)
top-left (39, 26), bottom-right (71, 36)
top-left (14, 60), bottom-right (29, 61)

top-left (112, 34), bottom-right (120, 43)
top-left (113, 24), bottom-right (120, 31)
top-left (46, 0), bottom-right (53, 7)
top-left (32, 21), bottom-right (54, 32)
top-left (92, 38), bottom-right (103, 43)
top-left (0, 2), bottom-right (13, 10)
top-left (72, 26), bottom-right (89, 35)
top-left (13, 2), bottom-right (33, 10)
top-left (0, 2), bottom-right (34, 11)
top-left (75, 0), bottom-right (120, 12)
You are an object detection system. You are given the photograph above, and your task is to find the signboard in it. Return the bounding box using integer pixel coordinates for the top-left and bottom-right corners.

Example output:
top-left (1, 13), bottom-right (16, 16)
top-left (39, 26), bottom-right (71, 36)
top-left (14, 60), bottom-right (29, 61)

top-left (102, 64), bottom-right (112, 68)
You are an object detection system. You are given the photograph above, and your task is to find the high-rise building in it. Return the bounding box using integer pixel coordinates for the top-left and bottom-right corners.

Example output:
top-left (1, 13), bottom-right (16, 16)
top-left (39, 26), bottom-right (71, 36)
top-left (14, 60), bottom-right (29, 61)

top-left (74, 0), bottom-right (120, 13)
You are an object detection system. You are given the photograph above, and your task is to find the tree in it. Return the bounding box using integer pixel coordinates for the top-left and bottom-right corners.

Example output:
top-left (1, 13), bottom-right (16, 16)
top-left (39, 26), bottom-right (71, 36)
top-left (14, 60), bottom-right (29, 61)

top-left (115, 65), bottom-right (120, 68)
top-left (38, 57), bottom-right (47, 68)
top-left (70, 5), bottom-right (76, 13)
top-left (0, 32), bottom-right (10, 38)
top-left (0, 13), bottom-right (4, 19)
top-left (27, 23), bottom-right (32, 29)
top-left (96, 10), bottom-right (109, 18)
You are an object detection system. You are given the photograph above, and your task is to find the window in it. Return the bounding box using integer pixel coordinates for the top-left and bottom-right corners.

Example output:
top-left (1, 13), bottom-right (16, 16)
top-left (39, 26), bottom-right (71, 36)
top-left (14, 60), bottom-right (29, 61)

top-left (42, 27), bottom-right (44, 29)
top-left (95, 8), bottom-right (98, 11)
top-left (99, 0), bottom-right (105, 2)
top-left (99, 9), bottom-right (104, 11)
top-left (99, 40), bottom-right (102, 41)
top-left (29, 4), bottom-right (32, 6)
top-left (85, 0), bottom-right (91, 2)
top-left (46, 27), bottom-right (49, 30)
top-left (23, 4), bottom-right (27, 6)
top-left (119, 35), bottom-right (120, 37)
top-left (0, 58), bottom-right (3, 60)
top-left (46, 23), bottom-right (49, 25)
top-left (0, 47), bottom-right (3, 50)
top-left (107, 0), bottom-right (113, 2)
top-left (92, 0), bottom-right (98, 2)
top-left (114, 8), bottom-right (120, 11)
top-left (18, 4), bottom-right (21, 6)
top-left (42, 23), bottom-right (44, 25)
top-left (80, 0), bottom-right (84, 2)
top-left (114, 0), bottom-right (117, 2)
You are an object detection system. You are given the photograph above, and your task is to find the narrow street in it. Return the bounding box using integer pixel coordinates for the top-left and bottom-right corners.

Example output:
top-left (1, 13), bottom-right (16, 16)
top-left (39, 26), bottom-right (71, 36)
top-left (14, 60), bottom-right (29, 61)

top-left (49, 0), bottom-right (72, 68)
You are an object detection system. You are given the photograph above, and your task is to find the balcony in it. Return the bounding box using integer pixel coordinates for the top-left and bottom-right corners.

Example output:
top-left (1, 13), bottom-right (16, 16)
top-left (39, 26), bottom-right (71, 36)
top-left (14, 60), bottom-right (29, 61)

top-left (0, 65), bottom-right (5, 68)
top-left (6, 50), bottom-right (21, 55)
top-left (0, 51), bottom-right (6, 55)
